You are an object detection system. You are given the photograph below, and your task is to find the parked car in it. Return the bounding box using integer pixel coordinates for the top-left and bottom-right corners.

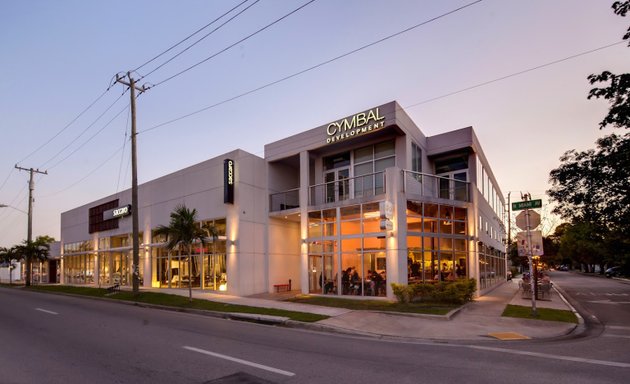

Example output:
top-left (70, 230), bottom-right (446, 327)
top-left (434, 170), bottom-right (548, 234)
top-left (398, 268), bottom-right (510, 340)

top-left (605, 266), bottom-right (622, 278)
top-left (557, 265), bottom-right (569, 271)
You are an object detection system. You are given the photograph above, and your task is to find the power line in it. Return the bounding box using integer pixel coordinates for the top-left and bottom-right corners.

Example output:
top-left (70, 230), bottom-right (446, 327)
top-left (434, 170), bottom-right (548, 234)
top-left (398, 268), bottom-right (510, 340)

top-left (116, 106), bottom-right (131, 193)
top-left (41, 145), bottom-right (126, 198)
top-left (17, 76), bottom-right (118, 167)
top-left (134, 0), bottom-right (250, 73)
top-left (47, 102), bottom-right (130, 170)
top-left (141, 38), bottom-right (621, 136)
top-left (404, 41), bottom-right (626, 109)
top-left (39, 92), bottom-right (126, 169)
top-left (153, 0), bottom-right (317, 87)
top-left (139, 0), bottom-right (258, 80)
top-left (139, 0), bottom-right (484, 133)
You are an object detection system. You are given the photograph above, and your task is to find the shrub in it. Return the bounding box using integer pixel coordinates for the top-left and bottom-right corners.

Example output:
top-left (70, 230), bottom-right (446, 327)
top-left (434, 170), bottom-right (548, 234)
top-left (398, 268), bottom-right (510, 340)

top-left (411, 283), bottom-right (436, 302)
top-left (391, 283), bottom-right (413, 303)
top-left (403, 279), bottom-right (477, 304)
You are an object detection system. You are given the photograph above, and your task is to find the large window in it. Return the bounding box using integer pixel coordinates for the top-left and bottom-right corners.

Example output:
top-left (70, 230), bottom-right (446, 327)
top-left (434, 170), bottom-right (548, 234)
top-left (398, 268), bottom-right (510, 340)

top-left (412, 142), bottom-right (422, 173)
top-left (406, 201), bottom-right (468, 283)
top-left (307, 203), bottom-right (387, 297)
top-left (152, 218), bottom-right (227, 290)
top-left (354, 141), bottom-right (395, 197)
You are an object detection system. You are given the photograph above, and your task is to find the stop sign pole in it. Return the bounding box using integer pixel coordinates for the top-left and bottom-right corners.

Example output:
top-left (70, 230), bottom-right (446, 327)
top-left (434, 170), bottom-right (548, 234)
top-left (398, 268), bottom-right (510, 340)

top-left (525, 206), bottom-right (537, 317)
top-left (513, 194), bottom-right (542, 317)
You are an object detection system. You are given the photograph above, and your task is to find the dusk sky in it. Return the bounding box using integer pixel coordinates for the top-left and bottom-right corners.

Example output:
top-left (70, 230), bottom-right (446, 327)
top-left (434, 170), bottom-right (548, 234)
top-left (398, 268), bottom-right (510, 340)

top-left (1, 0), bottom-right (627, 248)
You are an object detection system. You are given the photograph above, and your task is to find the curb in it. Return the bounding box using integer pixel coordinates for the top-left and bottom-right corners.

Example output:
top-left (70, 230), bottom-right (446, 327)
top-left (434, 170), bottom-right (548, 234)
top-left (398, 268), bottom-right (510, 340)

top-left (550, 283), bottom-right (586, 336)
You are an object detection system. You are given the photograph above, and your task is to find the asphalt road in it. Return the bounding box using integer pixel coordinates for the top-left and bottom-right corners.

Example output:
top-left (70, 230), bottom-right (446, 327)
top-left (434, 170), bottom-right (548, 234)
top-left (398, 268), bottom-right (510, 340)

top-left (0, 279), bottom-right (628, 384)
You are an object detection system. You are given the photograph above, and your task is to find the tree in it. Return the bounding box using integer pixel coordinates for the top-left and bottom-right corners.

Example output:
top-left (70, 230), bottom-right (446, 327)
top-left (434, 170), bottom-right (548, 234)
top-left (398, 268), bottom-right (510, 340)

top-left (548, 133), bottom-right (630, 235)
top-left (557, 221), bottom-right (610, 273)
top-left (154, 204), bottom-right (207, 302)
top-left (548, 2), bottom-right (630, 274)
top-left (588, 1), bottom-right (630, 129)
top-left (13, 235), bottom-right (54, 286)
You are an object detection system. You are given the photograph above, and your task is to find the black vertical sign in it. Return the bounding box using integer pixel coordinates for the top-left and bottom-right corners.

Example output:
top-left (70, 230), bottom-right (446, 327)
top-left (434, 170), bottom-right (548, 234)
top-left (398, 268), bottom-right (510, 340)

top-left (224, 159), bottom-right (234, 204)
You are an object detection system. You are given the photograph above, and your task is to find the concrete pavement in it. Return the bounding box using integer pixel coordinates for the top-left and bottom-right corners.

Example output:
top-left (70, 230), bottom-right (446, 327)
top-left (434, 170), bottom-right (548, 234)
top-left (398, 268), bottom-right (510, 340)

top-left (143, 277), bottom-right (582, 342)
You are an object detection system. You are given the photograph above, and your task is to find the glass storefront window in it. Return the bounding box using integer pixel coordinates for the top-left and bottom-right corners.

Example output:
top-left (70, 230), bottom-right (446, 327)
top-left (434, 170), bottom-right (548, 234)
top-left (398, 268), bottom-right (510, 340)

top-left (423, 217), bottom-right (438, 233)
top-left (424, 203), bottom-right (438, 218)
top-left (308, 203), bottom-right (387, 298)
top-left (374, 141), bottom-right (395, 158)
top-left (363, 217), bottom-right (380, 233)
top-left (340, 205), bottom-right (361, 220)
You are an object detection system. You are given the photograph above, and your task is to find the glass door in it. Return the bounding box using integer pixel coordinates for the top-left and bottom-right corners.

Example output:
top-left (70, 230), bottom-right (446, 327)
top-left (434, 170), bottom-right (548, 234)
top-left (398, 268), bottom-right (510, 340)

top-left (438, 171), bottom-right (467, 200)
top-left (325, 168), bottom-right (350, 203)
top-left (308, 255), bottom-right (323, 293)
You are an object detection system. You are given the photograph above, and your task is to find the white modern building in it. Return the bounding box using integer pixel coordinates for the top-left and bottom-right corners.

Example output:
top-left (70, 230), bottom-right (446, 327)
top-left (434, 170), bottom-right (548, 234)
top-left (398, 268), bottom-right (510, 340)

top-left (60, 101), bottom-right (507, 298)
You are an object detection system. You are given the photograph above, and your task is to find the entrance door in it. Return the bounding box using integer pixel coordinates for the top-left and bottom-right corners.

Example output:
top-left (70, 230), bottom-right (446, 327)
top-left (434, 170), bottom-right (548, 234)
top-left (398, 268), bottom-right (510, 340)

top-left (309, 255), bottom-right (335, 294)
top-left (308, 255), bottom-right (323, 293)
top-left (325, 168), bottom-right (350, 203)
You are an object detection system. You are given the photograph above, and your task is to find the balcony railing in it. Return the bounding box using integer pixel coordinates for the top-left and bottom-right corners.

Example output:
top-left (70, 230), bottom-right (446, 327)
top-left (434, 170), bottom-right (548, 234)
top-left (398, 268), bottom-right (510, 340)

top-left (309, 171), bottom-right (386, 206)
top-left (403, 170), bottom-right (470, 202)
top-left (269, 188), bottom-right (300, 212)
top-left (270, 170), bottom-right (470, 212)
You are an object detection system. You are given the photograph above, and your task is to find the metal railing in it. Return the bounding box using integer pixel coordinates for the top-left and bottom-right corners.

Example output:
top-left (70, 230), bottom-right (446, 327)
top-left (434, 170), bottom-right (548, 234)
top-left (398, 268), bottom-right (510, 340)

top-left (269, 188), bottom-right (300, 212)
top-left (270, 170), bottom-right (470, 212)
top-left (402, 170), bottom-right (470, 202)
top-left (309, 171), bottom-right (386, 206)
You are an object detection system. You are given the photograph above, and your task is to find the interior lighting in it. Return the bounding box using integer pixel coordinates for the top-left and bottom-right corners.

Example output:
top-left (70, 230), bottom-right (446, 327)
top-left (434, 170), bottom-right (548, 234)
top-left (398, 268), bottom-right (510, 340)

top-left (363, 211), bottom-right (380, 219)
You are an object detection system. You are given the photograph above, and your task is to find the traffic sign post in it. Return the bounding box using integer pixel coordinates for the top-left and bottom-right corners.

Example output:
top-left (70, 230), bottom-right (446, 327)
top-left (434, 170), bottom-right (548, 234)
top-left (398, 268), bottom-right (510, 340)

top-left (516, 210), bottom-right (540, 231)
top-left (512, 195), bottom-right (543, 316)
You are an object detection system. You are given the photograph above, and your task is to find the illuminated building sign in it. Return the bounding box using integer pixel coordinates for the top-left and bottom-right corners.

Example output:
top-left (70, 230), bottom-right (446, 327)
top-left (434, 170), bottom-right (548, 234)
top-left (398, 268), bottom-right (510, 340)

top-left (326, 108), bottom-right (385, 144)
top-left (224, 159), bottom-right (234, 204)
top-left (103, 204), bottom-right (132, 220)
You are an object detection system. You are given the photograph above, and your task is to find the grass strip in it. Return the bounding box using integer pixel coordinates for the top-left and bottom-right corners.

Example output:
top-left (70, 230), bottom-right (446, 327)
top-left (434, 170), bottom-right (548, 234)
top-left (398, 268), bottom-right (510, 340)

top-left (502, 304), bottom-right (578, 323)
top-left (288, 295), bottom-right (456, 315)
top-left (26, 285), bottom-right (327, 323)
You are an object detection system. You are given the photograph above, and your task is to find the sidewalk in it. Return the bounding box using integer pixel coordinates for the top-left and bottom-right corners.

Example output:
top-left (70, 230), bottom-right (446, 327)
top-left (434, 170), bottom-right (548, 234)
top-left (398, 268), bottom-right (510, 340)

top-left (142, 278), bottom-right (581, 342)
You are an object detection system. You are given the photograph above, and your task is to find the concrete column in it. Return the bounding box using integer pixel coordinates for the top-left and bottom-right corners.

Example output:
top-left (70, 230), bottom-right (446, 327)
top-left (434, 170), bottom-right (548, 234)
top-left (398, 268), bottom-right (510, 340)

top-left (299, 150), bottom-right (309, 294)
top-left (385, 167), bottom-right (406, 299)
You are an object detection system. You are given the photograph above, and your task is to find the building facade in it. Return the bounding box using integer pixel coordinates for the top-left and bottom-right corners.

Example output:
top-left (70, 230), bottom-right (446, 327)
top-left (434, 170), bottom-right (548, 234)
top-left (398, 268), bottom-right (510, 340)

top-left (60, 101), bottom-right (506, 298)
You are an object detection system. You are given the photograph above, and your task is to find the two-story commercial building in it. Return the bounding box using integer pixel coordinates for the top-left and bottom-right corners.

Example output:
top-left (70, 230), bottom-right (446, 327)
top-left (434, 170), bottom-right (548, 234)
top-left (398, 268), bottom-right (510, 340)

top-left (60, 101), bottom-right (507, 299)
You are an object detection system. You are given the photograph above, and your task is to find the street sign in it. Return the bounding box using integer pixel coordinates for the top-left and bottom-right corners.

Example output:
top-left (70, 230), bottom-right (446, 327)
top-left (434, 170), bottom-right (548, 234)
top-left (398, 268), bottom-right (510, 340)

top-left (512, 199), bottom-right (542, 211)
top-left (516, 230), bottom-right (544, 256)
top-left (380, 219), bottom-right (393, 231)
top-left (515, 210), bottom-right (540, 230)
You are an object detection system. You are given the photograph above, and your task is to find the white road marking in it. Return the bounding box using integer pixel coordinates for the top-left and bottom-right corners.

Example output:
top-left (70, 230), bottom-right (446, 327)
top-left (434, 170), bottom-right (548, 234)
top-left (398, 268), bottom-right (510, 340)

top-left (35, 308), bottom-right (58, 315)
top-left (468, 345), bottom-right (630, 368)
top-left (608, 325), bottom-right (630, 331)
top-left (603, 334), bottom-right (630, 339)
top-left (587, 300), bottom-right (630, 305)
top-left (183, 346), bottom-right (295, 377)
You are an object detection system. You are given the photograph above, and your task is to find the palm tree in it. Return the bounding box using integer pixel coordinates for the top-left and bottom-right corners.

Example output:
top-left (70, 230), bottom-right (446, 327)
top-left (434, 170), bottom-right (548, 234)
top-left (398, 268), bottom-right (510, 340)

top-left (154, 204), bottom-right (206, 302)
top-left (14, 236), bottom-right (52, 286)
top-left (0, 247), bottom-right (13, 284)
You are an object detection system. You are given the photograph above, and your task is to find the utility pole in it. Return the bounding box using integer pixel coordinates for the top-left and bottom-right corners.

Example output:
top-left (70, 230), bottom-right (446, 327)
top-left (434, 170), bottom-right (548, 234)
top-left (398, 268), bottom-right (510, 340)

top-left (507, 192), bottom-right (511, 245)
top-left (15, 165), bottom-right (47, 287)
top-left (115, 72), bottom-right (148, 296)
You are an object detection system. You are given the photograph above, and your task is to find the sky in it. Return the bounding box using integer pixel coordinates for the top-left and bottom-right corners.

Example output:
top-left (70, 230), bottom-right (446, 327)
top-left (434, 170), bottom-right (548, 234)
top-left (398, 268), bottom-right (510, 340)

top-left (0, 0), bottom-right (627, 248)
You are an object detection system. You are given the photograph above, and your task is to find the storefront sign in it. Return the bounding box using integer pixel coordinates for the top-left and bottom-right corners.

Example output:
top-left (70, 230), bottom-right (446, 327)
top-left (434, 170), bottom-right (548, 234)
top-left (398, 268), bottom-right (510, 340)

top-left (326, 108), bottom-right (385, 144)
top-left (224, 159), bottom-right (234, 204)
top-left (103, 204), bottom-right (132, 220)
top-left (379, 201), bottom-right (394, 219)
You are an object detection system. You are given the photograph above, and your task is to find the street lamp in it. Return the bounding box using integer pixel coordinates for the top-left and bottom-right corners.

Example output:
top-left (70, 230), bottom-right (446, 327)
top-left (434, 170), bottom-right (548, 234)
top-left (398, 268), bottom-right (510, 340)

top-left (0, 204), bottom-right (28, 214)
